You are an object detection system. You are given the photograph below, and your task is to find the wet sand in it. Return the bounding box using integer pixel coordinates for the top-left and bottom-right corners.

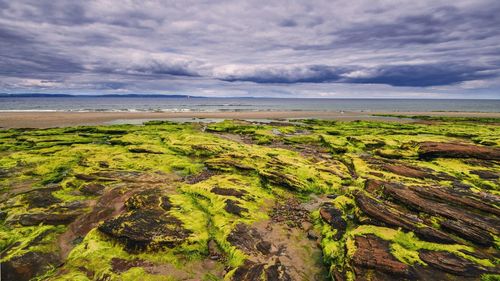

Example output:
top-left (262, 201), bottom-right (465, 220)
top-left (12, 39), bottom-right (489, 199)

top-left (0, 111), bottom-right (499, 128)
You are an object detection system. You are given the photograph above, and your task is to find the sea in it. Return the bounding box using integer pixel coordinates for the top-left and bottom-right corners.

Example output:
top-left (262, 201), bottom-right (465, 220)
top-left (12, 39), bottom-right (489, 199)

top-left (0, 97), bottom-right (499, 112)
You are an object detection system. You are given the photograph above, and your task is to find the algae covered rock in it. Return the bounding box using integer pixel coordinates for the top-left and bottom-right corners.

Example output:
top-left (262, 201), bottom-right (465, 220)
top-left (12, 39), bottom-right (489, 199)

top-left (98, 209), bottom-right (191, 252)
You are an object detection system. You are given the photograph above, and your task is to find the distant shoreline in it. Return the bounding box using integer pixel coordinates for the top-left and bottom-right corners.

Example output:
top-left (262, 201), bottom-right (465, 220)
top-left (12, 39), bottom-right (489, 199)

top-left (1, 111), bottom-right (500, 129)
top-left (1, 94), bottom-right (500, 100)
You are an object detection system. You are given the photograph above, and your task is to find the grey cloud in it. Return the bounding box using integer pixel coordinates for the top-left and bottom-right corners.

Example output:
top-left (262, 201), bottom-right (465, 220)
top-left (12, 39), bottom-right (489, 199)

top-left (0, 0), bottom-right (499, 97)
top-left (216, 65), bottom-right (348, 83)
top-left (215, 63), bottom-right (499, 87)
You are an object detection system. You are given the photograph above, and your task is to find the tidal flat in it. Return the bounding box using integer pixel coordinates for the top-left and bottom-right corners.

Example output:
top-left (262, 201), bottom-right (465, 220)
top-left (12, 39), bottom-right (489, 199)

top-left (0, 118), bottom-right (499, 281)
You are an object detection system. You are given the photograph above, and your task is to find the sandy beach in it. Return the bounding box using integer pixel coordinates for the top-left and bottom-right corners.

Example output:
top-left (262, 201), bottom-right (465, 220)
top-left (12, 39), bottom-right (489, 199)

top-left (0, 111), bottom-right (499, 128)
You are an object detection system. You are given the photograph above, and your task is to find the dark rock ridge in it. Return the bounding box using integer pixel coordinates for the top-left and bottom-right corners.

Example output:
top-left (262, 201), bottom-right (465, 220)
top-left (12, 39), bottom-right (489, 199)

top-left (418, 142), bottom-right (500, 160)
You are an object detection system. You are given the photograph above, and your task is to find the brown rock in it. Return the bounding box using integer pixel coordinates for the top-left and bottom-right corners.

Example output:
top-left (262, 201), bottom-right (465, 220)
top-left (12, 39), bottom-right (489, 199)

top-left (79, 183), bottom-right (105, 196)
top-left (380, 164), bottom-right (434, 179)
top-left (440, 219), bottom-right (494, 247)
top-left (384, 183), bottom-right (500, 235)
top-left (355, 193), bottom-right (455, 243)
top-left (18, 212), bottom-right (81, 226)
top-left (419, 250), bottom-right (486, 277)
top-left (24, 187), bottom-right (62, 209)
top-left (407, 185), bottom-right (500, 217)
top-left (351, 235), bottom-right (413, 278)
top-left (418, 142), bottom-right (500, 160)
top-left (224, 199), bottom-right (248, 216)
top-left (211, 187), bottom-right (248, 198)
top-left (227, 223), bottom-right (270, 256)
top-left (232, 260), bottom-right (265, 281)
top-left (265, 259), bottom-right (292, 281)
top-left (1, 251), bottom-right (60, 281)
top-left (364, 179), bottom-right (384, 194)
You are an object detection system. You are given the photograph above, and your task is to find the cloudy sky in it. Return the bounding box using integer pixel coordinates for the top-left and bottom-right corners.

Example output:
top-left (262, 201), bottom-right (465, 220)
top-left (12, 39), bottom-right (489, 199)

top-left (1, 0), bottom-right (500, 98)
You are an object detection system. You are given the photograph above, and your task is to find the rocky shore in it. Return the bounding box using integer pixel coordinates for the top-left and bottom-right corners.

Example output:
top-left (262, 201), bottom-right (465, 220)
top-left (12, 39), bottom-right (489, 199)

top-left (0, 117), bottom-right (499, 280)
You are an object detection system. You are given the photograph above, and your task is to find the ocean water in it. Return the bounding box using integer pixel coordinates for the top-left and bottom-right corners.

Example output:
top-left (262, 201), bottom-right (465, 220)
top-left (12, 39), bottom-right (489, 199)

top-left (0, 97), bottom-right (499, 112)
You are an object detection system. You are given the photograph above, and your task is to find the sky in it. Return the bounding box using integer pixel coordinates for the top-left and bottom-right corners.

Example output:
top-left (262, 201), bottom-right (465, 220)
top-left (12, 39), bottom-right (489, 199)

top-left (1, 0), bottom-right (500, 98)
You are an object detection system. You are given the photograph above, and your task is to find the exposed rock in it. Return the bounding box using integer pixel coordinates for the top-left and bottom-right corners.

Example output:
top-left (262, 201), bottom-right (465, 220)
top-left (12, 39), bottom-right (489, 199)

top-left (24, 186), bottom-right (62, 209)
top-left (232, 260), bottom-right (265, 281)
top-left (256, 241), bottom-right (272, 255)
top-left (264, 259), bottom-right (292, 281)
top-left (406, 185), bottom-right (500, 217)
top-left (98, 209), bottom-right (191, 252)
top-left (351, 235), bottom-right (413, 278)
top-left (383, 183), bottom-right (500, 235)
top-left (227, 223), bottom-right (270, 256)
top-left (364, 179), bottom-right (385, 195)
top-left (1, 251), bottom-right (61, 281)
top-left (18, 212), bottom-right (81, 226)
top-left (355, 193), bottom-right (455, 243)
top-left (319, 204), bottom-right (347, 240)
top-left (79, 183), bottom-right (105, 196)
top-left (418, 142), bottom-right (500, 160)
top-left (74, 173), bottom-right (99, 181)
top-left (440, 219), bottom-right (494, 247)
top-left (211, 187), bottom-right (248, 198)
top-left (224, 199), bottom-right (248, 216)
top-left (470, 170), bottom-right (498, 180)
top-left (419, 250), bottom-right (487, 277)
top-left (380, 163), bottom-right (440, 179)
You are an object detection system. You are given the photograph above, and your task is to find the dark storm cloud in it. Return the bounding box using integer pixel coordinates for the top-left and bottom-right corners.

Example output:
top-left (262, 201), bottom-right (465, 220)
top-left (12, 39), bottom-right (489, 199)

top-left (219, 65), bottom-right (348, 83)
top-left (344, 63), bottom-right (498, 87)
top-left (217, 63), bottom-right (499, 87)
top-left (0, 0), bottom-right (499, 97)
